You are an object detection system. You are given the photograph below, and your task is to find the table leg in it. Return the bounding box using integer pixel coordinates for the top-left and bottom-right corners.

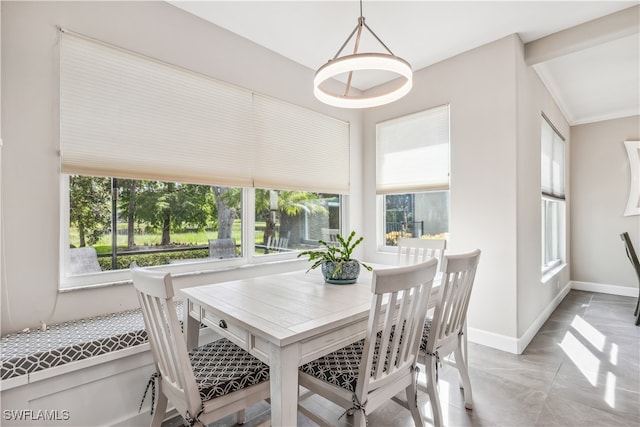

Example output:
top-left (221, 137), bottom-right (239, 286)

top-left (269, 343), bottom-right (299, 426)
top-left (184, 299), bottom-right (200, 350)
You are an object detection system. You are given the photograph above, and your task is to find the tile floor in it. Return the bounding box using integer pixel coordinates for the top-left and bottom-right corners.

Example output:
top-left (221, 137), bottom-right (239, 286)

top-left (164, 290), bottom-right (640, 427)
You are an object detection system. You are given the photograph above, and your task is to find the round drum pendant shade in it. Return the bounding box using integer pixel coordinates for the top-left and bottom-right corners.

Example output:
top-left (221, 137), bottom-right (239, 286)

top-left (313, 53), bottom-right (413, 109)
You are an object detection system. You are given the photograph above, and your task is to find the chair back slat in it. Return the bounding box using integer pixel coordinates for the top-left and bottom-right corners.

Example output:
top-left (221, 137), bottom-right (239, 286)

top-left (427, 250), bottom-right (481, 352)
top-left (397, 238), bottom-right (447, 270)
top-left (357, 259), bottom-right (438, 396)
top-left (131, 263), bottom-right (202, 418)
top-left (266, 234), bottom-right (289, 251)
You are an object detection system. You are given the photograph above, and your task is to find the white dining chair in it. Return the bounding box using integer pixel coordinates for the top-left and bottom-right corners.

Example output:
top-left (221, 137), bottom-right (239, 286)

top-left (419, 249), bottom-right (481, 427)
top-left (298, 259), bottom-right (438, 427)
top-left (397, 237), bottom-right (447, 271)
top-left (321, 228), bottom-right (340, 245)
top-left (130, 262), bottom-right (270, 427)
top-left (208, 238), bottom-right (237, 259)
top-left (266, 231), bottom-right (290, 252)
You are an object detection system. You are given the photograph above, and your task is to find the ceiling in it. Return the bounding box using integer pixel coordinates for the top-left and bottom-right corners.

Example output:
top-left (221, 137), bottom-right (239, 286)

top-left (168, 1), bottom-right (640, 125)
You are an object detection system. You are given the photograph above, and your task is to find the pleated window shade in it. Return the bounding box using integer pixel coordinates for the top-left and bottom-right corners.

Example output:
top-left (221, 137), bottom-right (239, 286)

top-left (376, 105), bottom-right (450, 194)
top-left (541, 116), bottom-right (565, 200)
top-left (59, 30), bottom-right (350, 193)
top-left (253, 94), bottom-right (350, 193)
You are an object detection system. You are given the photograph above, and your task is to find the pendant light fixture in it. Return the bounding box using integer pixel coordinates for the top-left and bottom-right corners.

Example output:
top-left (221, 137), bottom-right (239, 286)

top-left (313, 0), bottom-right (412, 109)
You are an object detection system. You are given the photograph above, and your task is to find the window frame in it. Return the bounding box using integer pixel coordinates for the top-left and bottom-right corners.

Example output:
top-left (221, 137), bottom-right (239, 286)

top-left (540, 114), bottom-right (566, 274)
top-left (375, 105), bottom-right (451, 251)
top-left (60, 179), bottom-right (345, 290)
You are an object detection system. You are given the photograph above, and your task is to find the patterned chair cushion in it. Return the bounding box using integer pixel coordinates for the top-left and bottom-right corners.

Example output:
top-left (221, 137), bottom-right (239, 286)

top-left (300, 333), bottom-right (393, 393)
top-left (419, 318), bottom-right (432, 352)
top-left (190, 338), bottom-right (269, 401)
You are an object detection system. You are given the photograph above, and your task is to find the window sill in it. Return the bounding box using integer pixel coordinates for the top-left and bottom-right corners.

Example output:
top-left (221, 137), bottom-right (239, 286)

top-left (59, 257), bottom-right (308, 293)
top-left (541, 263), bottom-right (567, 284)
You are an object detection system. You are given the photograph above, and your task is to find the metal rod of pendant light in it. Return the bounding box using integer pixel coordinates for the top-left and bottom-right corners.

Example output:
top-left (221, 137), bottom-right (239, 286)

top-left (344, 18), bottom-right (363, 96)
top-left (313, 0), bottom-right (413, 108)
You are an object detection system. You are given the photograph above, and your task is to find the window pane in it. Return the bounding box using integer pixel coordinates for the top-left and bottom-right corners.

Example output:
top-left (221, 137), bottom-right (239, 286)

top-left (542, 198), bottom-right (562, 269)
top-left (541, 115), bottom-right (565, 271)
top-left (67, 175), bottom-right (242, 274)
top-left (384, 191), bottom-right (449, 246)
top-left (254, 189), bottom-right (340, 255)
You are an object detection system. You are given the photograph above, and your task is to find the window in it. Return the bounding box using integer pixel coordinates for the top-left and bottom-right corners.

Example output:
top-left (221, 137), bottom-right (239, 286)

top-left (541, 115), bottom-right (566, 271)
top-left (253, 189), bottom-right (341, 256)
top-left (59, 30), bottom-right (348, 288)
top-left (63, 176), bottom-right (342, 287)
top-left (376, 105), bottom-right (450, 247)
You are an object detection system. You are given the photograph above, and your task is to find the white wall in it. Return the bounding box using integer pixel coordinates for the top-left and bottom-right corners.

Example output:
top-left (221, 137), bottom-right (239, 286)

top-left (0, 1), bottom-right (363, 334)
top-left (571, 116), bottom-right (640, 290)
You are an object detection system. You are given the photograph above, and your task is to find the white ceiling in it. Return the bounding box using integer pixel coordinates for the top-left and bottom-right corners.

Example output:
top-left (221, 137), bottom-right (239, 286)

top-left (168, 1), bottom-right (640, 125)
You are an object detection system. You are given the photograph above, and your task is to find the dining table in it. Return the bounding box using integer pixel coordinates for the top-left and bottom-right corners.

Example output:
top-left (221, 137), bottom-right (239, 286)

top-left (179, 264), bottom-right (440, 427)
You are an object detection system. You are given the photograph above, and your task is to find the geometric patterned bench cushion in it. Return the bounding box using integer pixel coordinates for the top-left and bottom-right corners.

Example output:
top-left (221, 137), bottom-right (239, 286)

top-left (190, 338), bottom-right (269, 401)
top-left (0, 303), bottom-right (184, 381)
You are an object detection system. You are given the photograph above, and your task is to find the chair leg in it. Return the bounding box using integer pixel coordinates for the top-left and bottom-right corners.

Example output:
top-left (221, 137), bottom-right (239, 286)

top-left (406, 375), bottom-right (425, 427)
top-left (425, 355), bottom-right (443, 427)
top-left (454, 344), bottom-right (473, 410)
top-left (150, 391), bottom-right (168, 427)
top-left (235, 409), bottom-right (247, 424)
top-left (353, 409), bottom-right (367, 427)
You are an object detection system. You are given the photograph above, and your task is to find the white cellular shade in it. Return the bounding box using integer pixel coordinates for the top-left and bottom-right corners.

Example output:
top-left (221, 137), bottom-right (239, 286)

top-left (59, 30), bottom-right (350, 193)
top-left (541, 117), bottom-right (565, 199)
top-left (253, 94), bottom-right (350, 193)
top-left (60, 31), bottom-right (254, 187)
top-left (376, 105), bottom-right (450, 194)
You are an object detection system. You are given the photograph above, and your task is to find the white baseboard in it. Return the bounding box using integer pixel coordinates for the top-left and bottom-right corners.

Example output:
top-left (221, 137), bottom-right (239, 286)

top-left (570, 281), bottom-right (638, 297)
top-left (516, 282), bottom-right (572, 354)
top-left (467, 327), bottom-right (519, 354)
top-left (467, 282), bottom-right (572, 355)
top-left (468, 282), bottom-right (637, 355)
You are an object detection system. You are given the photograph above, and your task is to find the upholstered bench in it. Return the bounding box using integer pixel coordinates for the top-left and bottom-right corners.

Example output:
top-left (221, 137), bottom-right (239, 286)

top-left (0, 303), bottom-right (185, 381)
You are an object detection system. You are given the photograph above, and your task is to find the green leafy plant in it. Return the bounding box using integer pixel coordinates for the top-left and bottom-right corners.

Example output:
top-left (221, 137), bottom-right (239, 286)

top-left (298, 230), bottom-right (372, 277)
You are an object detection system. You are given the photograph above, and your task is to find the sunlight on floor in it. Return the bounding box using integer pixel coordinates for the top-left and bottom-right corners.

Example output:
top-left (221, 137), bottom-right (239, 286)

top-left (605, 371), bottom-right (616, 408)
top-left (558, 314), bottom-right (619, 410)
top-left (609, 343), bottom-right (618, 366)
top-left (570, 314), bottom-right (606, 351)
top-left (560, 330), bottom-right (600, 386)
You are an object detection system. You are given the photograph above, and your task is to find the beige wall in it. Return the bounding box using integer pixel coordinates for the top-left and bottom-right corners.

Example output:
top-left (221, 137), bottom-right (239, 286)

top-left (363, 35), bottom-right (520, 342)
top-left (515, 36), bottom-right (571, 340)
top-left (0, 1), bottom-right (363, 334)
top-left (571, 116), bottom-right (640, 289)
top-left (363, 35), bottom-right (572, 351)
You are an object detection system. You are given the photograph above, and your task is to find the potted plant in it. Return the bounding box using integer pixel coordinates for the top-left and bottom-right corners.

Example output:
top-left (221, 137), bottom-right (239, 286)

top-left (298, 231), bottom-right (372, 284)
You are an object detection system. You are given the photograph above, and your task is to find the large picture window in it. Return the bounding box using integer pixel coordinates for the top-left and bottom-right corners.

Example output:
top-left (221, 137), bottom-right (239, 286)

top-left (541, 115), bottom-right (566, 272)
top-left (63, 175), bottom-right (341, 287)
top-left (59, 30), bottom-right (348, 289)
top-left (376, 105), bottom-right (450, 247)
